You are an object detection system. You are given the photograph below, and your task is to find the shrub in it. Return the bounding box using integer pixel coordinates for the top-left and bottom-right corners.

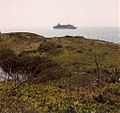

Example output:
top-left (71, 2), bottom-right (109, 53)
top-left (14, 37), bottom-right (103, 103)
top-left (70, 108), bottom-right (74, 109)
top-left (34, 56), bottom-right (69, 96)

top-left (38, 41), bottom-right (62, 52)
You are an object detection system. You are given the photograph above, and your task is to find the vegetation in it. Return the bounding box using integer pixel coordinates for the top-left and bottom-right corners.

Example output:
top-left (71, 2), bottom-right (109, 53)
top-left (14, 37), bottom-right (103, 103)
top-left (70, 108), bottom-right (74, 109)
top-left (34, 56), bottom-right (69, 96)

top-left (0, 32), bottom-right (120, 113)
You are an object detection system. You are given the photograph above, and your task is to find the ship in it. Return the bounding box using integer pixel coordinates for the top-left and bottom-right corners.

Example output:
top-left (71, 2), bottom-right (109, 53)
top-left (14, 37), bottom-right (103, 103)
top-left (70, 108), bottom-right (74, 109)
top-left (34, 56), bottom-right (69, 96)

top-left (53, 23), bottom-right (77, 29)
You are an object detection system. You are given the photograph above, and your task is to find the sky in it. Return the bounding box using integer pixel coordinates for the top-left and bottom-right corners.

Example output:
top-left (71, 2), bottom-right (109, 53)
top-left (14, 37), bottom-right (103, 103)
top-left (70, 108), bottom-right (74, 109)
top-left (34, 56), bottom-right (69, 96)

top-left (0, 0), bottom-right (119, 30)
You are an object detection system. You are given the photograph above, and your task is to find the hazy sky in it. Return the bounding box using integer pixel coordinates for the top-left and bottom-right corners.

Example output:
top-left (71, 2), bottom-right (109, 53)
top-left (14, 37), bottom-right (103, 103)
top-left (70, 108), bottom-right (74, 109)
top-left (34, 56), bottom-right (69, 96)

top-left (0, 0), bottom-right (119, 29)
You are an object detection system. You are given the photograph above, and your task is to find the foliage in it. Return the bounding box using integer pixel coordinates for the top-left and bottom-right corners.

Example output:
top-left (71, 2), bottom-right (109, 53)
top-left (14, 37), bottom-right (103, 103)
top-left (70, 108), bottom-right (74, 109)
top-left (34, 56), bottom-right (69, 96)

top-left (0, 33), bottom-right (119, 112)
top-left (0, 82), bottom-right (120, 113)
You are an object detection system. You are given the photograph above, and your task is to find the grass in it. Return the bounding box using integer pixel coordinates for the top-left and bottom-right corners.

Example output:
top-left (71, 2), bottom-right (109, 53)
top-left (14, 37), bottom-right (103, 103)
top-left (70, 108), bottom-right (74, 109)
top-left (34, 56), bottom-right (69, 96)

top-left (0, 81), bottom-right (120, 113)
top-left (0, 32), bottom-right (120, 113)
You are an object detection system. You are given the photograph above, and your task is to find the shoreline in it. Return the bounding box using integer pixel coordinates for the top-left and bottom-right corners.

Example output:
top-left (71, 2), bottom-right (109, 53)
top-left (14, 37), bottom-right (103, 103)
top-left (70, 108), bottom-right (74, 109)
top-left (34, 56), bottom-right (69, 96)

top-left (0, 31), bottom-right (119, 44)
top-left (0, 26), bottom-right (119, 43)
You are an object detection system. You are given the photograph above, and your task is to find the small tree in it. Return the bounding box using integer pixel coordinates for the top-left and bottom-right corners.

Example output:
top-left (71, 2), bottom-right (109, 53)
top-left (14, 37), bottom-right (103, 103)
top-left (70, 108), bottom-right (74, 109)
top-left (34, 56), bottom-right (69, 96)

top-left (88, 50), bottom-right (105, 87)
top-left (93, 53), bottom-right (100, 87)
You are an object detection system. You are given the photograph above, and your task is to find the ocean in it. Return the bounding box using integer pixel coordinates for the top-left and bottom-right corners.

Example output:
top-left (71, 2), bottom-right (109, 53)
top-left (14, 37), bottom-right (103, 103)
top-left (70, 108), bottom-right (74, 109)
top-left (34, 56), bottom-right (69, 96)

top-left (36, 27), bottom-right (120, 43)
top-left (3, 27), bottom-right (120, 43)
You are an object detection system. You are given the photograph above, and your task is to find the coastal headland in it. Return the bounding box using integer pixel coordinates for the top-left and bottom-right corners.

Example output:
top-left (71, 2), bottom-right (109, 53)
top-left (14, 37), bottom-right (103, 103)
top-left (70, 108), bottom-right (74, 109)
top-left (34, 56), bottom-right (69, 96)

top-left (0, 32), bottom-right (119, 113)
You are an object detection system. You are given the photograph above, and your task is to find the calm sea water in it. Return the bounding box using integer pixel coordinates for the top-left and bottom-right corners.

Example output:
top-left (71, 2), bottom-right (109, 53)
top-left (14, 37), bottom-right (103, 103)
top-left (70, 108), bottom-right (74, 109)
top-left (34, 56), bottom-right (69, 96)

top-left (37, 27), bottom-right (120, 43)
top-left (3, 27), bottom-right (120, 43)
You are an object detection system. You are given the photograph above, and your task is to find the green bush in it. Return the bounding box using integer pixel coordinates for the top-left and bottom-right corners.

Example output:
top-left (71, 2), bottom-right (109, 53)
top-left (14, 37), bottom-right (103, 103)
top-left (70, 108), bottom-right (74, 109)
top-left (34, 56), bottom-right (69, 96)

top-left (38, 41), bottom-right (62, 52)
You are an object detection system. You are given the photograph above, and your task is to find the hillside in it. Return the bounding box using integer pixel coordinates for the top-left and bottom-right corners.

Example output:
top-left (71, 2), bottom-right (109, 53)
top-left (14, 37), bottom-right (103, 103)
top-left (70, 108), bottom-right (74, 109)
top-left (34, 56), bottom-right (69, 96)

top-left (0, 32), bottom-right (120, 113)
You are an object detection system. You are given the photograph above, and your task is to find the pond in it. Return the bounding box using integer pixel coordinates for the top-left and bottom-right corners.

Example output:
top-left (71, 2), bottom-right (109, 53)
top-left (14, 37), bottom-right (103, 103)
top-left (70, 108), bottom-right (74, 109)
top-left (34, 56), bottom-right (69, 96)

top-left (0, 67), bottom-right (26, 81)
top-left (0, 67), bottom-right (11, 81)
top-left (0, 67), bottom-right (13, 81)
